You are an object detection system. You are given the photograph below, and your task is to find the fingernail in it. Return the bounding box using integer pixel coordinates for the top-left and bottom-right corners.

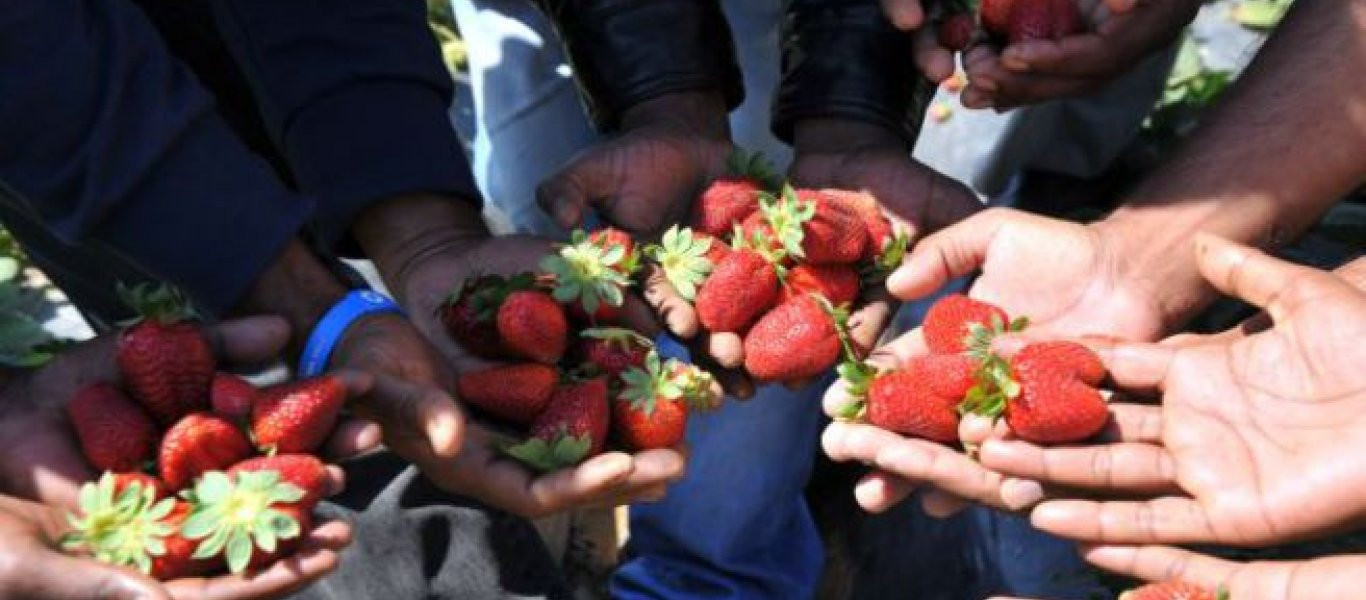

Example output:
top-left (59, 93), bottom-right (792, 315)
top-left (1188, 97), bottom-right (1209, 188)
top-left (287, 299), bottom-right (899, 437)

top-left (1002, 479), bottom-right (1044, 509)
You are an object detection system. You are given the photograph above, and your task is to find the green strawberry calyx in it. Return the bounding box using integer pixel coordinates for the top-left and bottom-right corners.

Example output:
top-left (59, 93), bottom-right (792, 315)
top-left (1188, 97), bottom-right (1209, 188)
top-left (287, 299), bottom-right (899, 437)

top-left (503, 431), bottom-right (593, 473)
top-left (540, 230), bottom-right (633, 316)
top-left (62, 473), bottom-right (177, 575)
top-left (756, 185), bottom-right (816, 261)
top-left (580, 326), bottom-right (653, 350)
top-left (620, 351), bottom-right (717, 414)
top-left (643, 226), bottom-right (714, 301)
top-left (117, 282), bottom-right (201, 326)
top-left (834, 359), bottom-right (878, 421)
top-left (965, 313), bottom-right (1030, 363)
top-left (957, 352), bottom-right (1021, 419)
top-left (723, 147), bottom-right (784, 191)
top-left (181, 470), bottom-right (306, 574)
top-left (861, 229), bottom-right (911, 285)
top-left (442, 272), bottom-right (538, 321)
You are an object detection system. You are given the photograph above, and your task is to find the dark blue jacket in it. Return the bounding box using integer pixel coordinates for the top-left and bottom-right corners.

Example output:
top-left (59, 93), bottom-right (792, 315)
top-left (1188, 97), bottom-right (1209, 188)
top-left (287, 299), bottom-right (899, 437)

top-left (0, 0), bottom-right (475, 314)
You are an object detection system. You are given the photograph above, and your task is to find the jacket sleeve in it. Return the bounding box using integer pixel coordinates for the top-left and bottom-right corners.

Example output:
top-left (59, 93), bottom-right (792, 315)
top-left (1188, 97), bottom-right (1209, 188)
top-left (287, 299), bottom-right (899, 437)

top-left (0, 0), bottom-right (313, 315)
top-left (533, 0), bottom-right (746, 131)
top-left (210, 0), bottom-right (479, 248)
top-left (774, 0), bottom-right (936, 146)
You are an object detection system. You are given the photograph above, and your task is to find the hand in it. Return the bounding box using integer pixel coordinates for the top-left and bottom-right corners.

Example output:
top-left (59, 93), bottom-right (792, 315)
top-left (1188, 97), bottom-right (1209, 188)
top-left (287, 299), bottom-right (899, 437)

top-left (0, 492), bottom-right (349, 600)
top-left (1066, 543), bottom-right (1366, 600)
top-left (958, 0), bottom-right (1199, 109)
top-left (979, 235), bottom-right (1366, 547)
top-left (820, 208), bottom-right (1170, 515)
top-left (0, 316), bottom-right (376, 508)
top-left (537, 91), bottom-right (733, 239)
top-left (355, 197), bottom-right (690, 517)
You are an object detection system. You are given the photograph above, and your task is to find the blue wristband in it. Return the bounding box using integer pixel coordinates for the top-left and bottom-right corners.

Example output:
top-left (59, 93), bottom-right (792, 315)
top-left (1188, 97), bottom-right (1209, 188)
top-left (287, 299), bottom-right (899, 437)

top-left (298, 289), bottom-right (405, 377)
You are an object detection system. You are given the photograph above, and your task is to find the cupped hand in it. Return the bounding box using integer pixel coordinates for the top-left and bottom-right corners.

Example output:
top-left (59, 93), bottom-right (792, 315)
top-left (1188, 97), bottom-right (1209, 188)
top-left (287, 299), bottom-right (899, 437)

top-left (1073, 543), bottom-right (1366, 600)
top-left (980, 235), bottom-right (1366, 547)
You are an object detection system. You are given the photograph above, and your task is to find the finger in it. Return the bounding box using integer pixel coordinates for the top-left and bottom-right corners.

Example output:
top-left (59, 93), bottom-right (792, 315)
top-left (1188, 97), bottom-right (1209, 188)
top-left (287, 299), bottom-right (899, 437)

top-left (17, 548), bottom-right (170, 600)
top-left (887, 207), bottom-right (1021, 300)
top-left (854, 470), bottom-right (917, 513)
top-left (353, 374), bottom-right (464, 460)
top-left (867, 328), bottom-right (924, 370)
top-left (536, 152), bottom-right (612, 230)
top-left (979, 439), bottom-right (1177, 494)
top-left (641, 264), bottom-right (699, 339)
top-left (880, 0), bottom-right (925, 29)
top-left (205, 316), bottom-right (292, 366)
top-left (920, 488), bottom-right (971, 518)
top-left (168, 522), bottom-right (352, 600)
top-left (999, 35), bottom-right (1110, 76)
top-left (1030, 497), bottom-right (1218, 544)
top-left (1079, 338), bottom-right (1176, 393)
top-left (1101, 403), bottom-right (1164, 444)
top-left (1082, 544), bottom-right (1241, 587)
top-left (823, 378), bottom-right (858, 418)
top-left (1195, 233), bottom-right (1355, 324)
top-left (526, 452), bottom-right (638, 513)
top-left (913, 27), bottom-right (956, 83)
top-left (703, 331), bottom-right (744, 369)
top-left (322, 417), bottom-right (383, 460)
top-left (847, 288), bottom-right (898, 360)
top-left (960, 85), bottom-right (996, 110)
top-left (958, 413), bottom-right (1007, 447)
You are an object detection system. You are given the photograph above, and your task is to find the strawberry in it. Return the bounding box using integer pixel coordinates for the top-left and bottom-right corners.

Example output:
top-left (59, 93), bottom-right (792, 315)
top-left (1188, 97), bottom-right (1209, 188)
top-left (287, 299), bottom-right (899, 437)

top-left (63, 473), bottom-right (216, 580)
top-left (980, 0), bottom-right (1017, 36)
top-left (645, 226), bottom-right (725, 301)
top-left (818, 189), bottom-right (896, 263)
top-left (781, 263), bottom-right (860, 307)
top-left (1007, 0), bottom-right (1081, 43)
top-left (1003, 341), bottom-right (1109, 443)
top-left (180, 469), bottom-right (313, 574)
top-left (441, 273), bottom-right (521, 359)
top-left (938, 13), bottom-right (976, 51)
top-left (541, 228), bottom-right (639, 324)
top-left (66, 382), bottom-right (158, 473)
top-left (229, 454), bottom-right (330, 508)
top-left (456, 363), bottom-right (558, 425)
top-left (159, 413), bottom-right (252, 491)
top-left (689, 149), bottom-right (778, 237)
top-left (111, 472), bottom-right (167, 501)
top-left (614, 352), bottom-right (717, 450)
top-left (744, 296), bottom-right (845, 381)
top-left (695, 247), bottom-right (780, 333)
top-left (116, 284), bottom-right (213, 426)
top-left (441, 273), bottom-right (568, 363)
top-left (504, 377), bottom-right (610, 472)
top-left (576, 327), bottom-right (652, 378)
top-left (760, 186), bottom-right (868, 265)
top-left (1121, 581), bottom-right (1225, 600)
top-left (498, 289), bottom-right (570, 363)
top-left (838, 355), bottom-right (977, 443)
top-left (922, 294), bottom-right (1023, 355)
top-left (251, 376), bottom-right (346, 455)
top-left (210, 373), bottom-right (257, 422)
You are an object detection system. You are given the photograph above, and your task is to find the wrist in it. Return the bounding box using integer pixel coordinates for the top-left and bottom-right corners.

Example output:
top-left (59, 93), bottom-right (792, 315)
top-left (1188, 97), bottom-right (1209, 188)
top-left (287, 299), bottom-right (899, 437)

top-left (620, 90), bottom-right (730, 142)
top-left (1088, 216), bottom-right (1216, 333)
top-left (353, 193), bottom-right (490, 298)
top-left (793, 118), bottom-right (907, 155)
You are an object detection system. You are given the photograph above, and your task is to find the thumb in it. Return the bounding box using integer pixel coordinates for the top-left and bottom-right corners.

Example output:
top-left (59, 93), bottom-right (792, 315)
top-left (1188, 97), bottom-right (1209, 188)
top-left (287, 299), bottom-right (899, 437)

top-left (352, 373), bottom-right (465, 460)
top-left (880, 0), bottom-right (924, 29)
top-left (1194, 233), bottom-right (1353, 324)
top-left (19, 550), bottom-right (169, 600)
top-left (886, 207), bottom-right (1015, 300)
top-left (206, 316), bottom-right (291, 366)
top-left (537, 151), bottom-right (616, 230)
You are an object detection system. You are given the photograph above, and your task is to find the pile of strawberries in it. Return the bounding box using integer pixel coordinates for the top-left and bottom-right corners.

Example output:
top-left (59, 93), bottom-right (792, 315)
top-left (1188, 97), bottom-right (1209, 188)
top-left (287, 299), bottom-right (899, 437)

top-left (62, 285), bottom-right (343, 579)
top-left (649, 150), bottom-right (906, 382)
top-left (1123, 581), bottom-right (1226, 600)
top-left (840, 293), bottom-right (1111, 445)
top-left (936, 0), bottom-right (1082, 52)
top-left (442, 236), bottom-right (718, 472)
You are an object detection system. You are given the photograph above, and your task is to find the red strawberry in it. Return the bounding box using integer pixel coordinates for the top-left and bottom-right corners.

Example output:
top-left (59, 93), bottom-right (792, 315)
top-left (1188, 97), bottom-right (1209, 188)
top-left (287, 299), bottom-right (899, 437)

top-left (645, 226), bottom-right (730, 301)
top-left (1002, 341), bottom-right (1109, 443)
top-left (441, 273), bottom-right (568, 363)
top-left (698, 232), bottom-right (733, 265)
top-left (496, 289), bottom-right (569, 363)
top-left (229, 454), bottom-right (330, 507)
top-left (819, 189), bottom-right (895, 263)
top-left (922, 294), bottom-right (1019, 355)
top-left (938, 13), bottom-right (976, 51)
top-left (863, 355), bottom-right (976, 443)
top-left (180, 468), bottom-right (315, 574)
top-left (1007, 0), bottom-right (1081, 43)
top-left (541, 229), bottom-right (638, 324)
top-left (614, 352), bottom-right (716, 450)
top-left (692, 178), bottom-right (762, 238)
top-left (62, 474), bottom-right (215, 580)
top-left (251, 376), bottom-right (346, 455)
top-left (456, 363), bottom-right (559, 425)
top-left (210, 373), bottom-right (257, 422)
top-left (980, 0), bottom-right (1017, 36)
top-left (243, 503), bottom-right (312, 572)
top-left (576, 327), bottom-right (652, 378)
top-left (782, 263), bottom-right (860, 307)
top-left (761, 187), bottom-right (868, 265)
top-left (504, 377), bottom-right (610, 472)
top-left (1121, 581), bottom-right (1223, 600)
top-left (111, 472), bottom-right (167, 501)
top-left (66, 382), bottom-right (158, 473)
top-left (744, 296), bottom-right (844, 381)
top-left (695, 248), bottom-right (780, 333)
top-left (116, 284), bottom-right (213, 426)
top-left (159, 413), bottom-right (252, 490)
top-left (440, 273), bottom-right (522, 359)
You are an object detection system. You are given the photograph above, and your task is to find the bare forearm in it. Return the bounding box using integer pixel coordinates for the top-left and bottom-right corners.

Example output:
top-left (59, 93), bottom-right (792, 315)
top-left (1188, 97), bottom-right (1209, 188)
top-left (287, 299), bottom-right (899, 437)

top-left (1098, 0), bottom-right (1366, 329)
